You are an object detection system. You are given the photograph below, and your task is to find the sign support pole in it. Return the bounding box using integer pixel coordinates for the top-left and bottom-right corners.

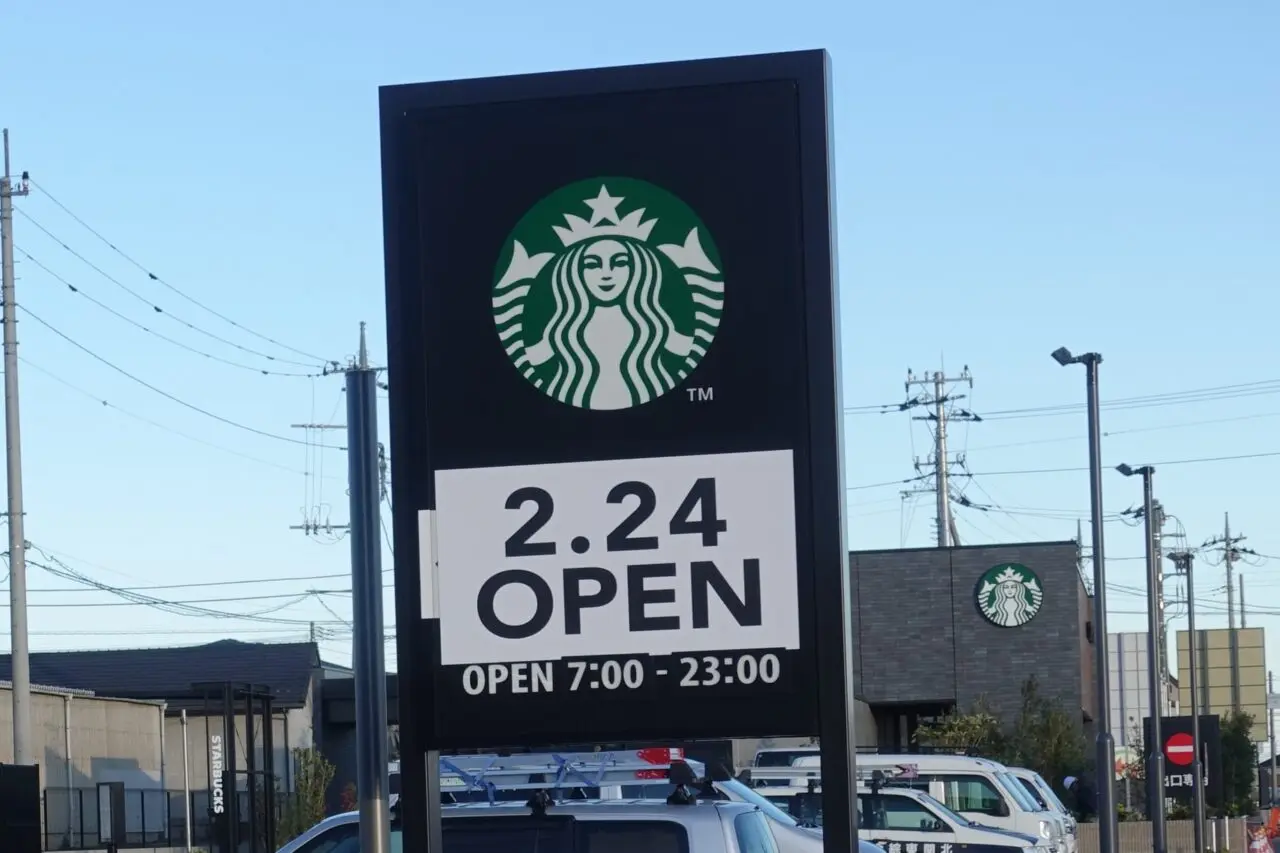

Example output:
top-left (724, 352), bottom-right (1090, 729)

top-left (347, 322), bottom-right (391, 853)
top-left (1169, 550), bottom-right (1206, 851)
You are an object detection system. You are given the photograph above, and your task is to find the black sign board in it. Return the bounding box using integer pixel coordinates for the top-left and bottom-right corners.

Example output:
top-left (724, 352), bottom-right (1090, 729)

top-left (381, 49), bottom-right (856, 850)
top-left (1144, 714), bottom-right (1224, 806)
top-left (0, 763), bottom-right (41, 853)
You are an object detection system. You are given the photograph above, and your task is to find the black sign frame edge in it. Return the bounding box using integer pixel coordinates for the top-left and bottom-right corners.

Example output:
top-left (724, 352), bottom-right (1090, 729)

top-left (379, 48), bottom-right (858, 853)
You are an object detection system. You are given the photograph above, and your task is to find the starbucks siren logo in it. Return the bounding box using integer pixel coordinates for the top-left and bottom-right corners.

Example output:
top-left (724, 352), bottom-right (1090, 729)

top-left (975, 563), bottom-right (1043, 627)
top-left (491, 177), bottom-right (724, 410)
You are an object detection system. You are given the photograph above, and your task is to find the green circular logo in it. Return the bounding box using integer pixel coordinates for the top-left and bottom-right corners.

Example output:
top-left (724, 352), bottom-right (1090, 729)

top-left (975, 563), bottom-right (1044, 628)
top-left (491, 177), bottom-right (725, 410)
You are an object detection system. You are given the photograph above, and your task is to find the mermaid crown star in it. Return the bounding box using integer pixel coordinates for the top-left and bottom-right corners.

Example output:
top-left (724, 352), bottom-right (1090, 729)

top-left (552, 184), bottom-right (658, 247)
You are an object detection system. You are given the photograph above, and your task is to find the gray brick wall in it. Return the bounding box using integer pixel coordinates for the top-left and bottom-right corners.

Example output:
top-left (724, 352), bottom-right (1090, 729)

top-left (851, 542), bottom-right (1088, 728)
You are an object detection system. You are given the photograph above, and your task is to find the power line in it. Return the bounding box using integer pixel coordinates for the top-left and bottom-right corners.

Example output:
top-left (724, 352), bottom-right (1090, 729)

top-left (17, 303), bottom-right (344, 449)
top-left (20, 356), bottom-right (333, 477)
top-left (3, 567), bottom-right (390, 594)
top-left (16, 247), bottom-right (325, 377)
top-left (26, 178), bottom-right (332, 365)
top-left (976, 379), bottom-right (1280, 421)
top-left (21, 549), bottom-right (344, 626)
top-left (965, 411), bottom-right (1280, 456)
top-left (847, 449), bottom-right (1280, 487)
top-left (16, 209), bottom-right (330, 370)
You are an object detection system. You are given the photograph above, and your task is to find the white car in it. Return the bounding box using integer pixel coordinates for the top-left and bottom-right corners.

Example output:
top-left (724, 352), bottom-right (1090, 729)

top-left (277, 799), bottom-right (786, 853)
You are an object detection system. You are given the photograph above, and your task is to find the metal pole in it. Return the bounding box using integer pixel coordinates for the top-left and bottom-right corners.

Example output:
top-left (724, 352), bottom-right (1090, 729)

top-left (1140, 469), bottom-right (1167, 852)
top-left (1269, 670), bottom-right (1275, 808)
top-left (1083, 354), bottom-right (1118, 853)
top-left (182, 710), bottom-right (192, 853)
top-left (348, 322), bottom-right (391, 853)
top-left (1, 127), bottom-right (33, 766)
top-left (1177, 551), bottom-right (1207, 852)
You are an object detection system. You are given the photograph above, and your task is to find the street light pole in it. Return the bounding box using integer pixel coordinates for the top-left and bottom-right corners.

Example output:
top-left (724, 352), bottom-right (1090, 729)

top-left (1052, 347), bottom-right (1117, 853)
top-left (1117, 463), bottom-right (1165, 853)
top-left (1168, 550), bottom-right (1206, 852)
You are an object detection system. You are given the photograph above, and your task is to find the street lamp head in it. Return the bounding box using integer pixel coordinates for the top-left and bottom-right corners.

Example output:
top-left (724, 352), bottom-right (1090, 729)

top-left (1116, 463), bottom-right (1154, 477)
top-left (1050, 347), bottom-right (1075, 366)
top-left (1115, 463), bottom-right (1135, 477)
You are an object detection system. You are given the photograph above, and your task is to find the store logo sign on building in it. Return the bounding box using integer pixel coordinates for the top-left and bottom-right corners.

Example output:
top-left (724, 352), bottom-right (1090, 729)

top-left (492, 178), bottom-right (724, 410)
top-left (975, 563), bottom-right (1043, 627)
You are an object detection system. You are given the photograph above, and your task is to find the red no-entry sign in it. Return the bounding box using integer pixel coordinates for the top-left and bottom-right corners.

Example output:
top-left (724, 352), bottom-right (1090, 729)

top-left (1166, 732), bottom-right (1195, 766)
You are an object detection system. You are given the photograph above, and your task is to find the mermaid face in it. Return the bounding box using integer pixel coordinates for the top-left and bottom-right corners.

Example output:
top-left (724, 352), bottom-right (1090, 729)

top-left (999, 580), bottom-right (1021, 600)
top-left (580, 239), bottom-right (633, 304)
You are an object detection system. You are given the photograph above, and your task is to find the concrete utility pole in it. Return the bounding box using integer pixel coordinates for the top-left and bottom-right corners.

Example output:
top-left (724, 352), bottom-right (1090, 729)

top-left (347, 323), bottom-right (391, 853)
top-left (1, 128), bottom-right (33, 766)
top-left (1167, 550), bottom-right (1206, 852)
top-left (903, 366), bottom-right (975, 548)
top-left (1205, 514), bottom-right (1246, 712)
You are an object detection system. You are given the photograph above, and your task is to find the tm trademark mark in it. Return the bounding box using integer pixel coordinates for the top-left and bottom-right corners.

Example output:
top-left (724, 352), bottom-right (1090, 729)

top-left (687, 387), bottom-right (714, 403)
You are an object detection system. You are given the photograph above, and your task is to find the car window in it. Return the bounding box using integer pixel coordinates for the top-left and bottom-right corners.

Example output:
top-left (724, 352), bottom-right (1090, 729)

top-left (996, 772), bottom-right (1040, 811)
top-left (754, 751), bottom-right (817, 767)
top-left (293, 824), bottom-right (360, 853)
top-left (577, 820), bottom-right (688, 853)
top-left (930, 774), bottom-right (1008, 816)
top-left (734, 811), bottom-right (780, 853)
top-left (1030, 773), bottom-right (1070, 813)
top-left (443, 816), bottom-right (576, 853)
top-left (716, 779), bottom-right (800, 827)
top-left (858, 795), bottom-right (950, 833)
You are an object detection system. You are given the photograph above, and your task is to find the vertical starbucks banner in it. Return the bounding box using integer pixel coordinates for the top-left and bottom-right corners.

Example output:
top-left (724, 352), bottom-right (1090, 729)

top-left (380, 54), bottom-right (854, 838)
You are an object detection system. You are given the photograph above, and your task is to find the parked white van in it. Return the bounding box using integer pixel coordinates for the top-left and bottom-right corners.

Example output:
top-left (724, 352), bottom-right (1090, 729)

top-left (785, 754), bottom-right (1068, 853)
top-left (1007, 766), bottom-right (1077, 853)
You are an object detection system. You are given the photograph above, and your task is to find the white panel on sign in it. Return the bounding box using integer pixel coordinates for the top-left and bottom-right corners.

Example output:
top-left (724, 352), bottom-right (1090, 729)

top-left (433, 449), bottom-right (799, 665)
top-left (419, 509), bottom-right (440, 619)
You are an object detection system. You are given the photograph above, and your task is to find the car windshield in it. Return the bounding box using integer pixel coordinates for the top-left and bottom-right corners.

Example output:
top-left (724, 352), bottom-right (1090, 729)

top-left (716, 779), bottom-right (801, 827)
top-left (996, 771), bottom-right (1041, 812)
top-left (1030, 773), bottom-right (1070, 813)
top-left (1016, 776), bottom-right (1049, 808)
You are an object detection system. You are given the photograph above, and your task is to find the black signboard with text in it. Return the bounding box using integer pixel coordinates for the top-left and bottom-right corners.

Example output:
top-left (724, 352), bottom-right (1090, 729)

top-left (1144, 714), bottom-right (1224, 806)
top-left (381, 49), bottom-right (856, 851)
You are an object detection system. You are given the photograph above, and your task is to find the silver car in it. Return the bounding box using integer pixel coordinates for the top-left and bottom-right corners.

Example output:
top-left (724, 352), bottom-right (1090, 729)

top-left (275, 798), bottom-right (832, 853)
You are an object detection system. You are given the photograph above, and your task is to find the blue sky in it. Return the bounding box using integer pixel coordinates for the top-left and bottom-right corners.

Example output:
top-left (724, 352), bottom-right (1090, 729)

top-left (2, 1), bottom-right (1277, 722)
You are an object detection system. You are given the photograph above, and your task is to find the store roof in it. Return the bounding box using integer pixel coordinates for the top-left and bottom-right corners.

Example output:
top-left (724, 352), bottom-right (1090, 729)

top-left (0, 639), bottom-right (320, 709)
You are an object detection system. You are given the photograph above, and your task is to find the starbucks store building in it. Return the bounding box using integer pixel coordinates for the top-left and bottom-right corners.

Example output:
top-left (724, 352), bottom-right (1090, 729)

top-left (849, 540), bottom-right (1096, 751)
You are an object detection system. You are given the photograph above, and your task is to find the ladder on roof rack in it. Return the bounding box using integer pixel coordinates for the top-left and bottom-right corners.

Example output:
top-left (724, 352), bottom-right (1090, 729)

top-left (746, 762), bottom-right (920, 786)
top-left (436, 753), bottom-right (707, 804)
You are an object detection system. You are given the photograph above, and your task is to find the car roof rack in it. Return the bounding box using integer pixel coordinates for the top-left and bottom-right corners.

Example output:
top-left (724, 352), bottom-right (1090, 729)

top-left (437, 752), bottom-right (709, 805)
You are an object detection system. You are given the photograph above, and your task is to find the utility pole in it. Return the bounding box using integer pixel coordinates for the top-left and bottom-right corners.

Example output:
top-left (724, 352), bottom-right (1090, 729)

top-left (347, 323), bottom-right (390, 853)
top-left (1167, 549), bottom-right (1206, 852)
top-left (1153, 500), bottom-right (1168, 715)
top-left (1, 128), bottom-right (33, 766)
top-left (1205, 514), bottom-right (1246, 712)
top-left (903, 366), bottom-right (976, 548)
